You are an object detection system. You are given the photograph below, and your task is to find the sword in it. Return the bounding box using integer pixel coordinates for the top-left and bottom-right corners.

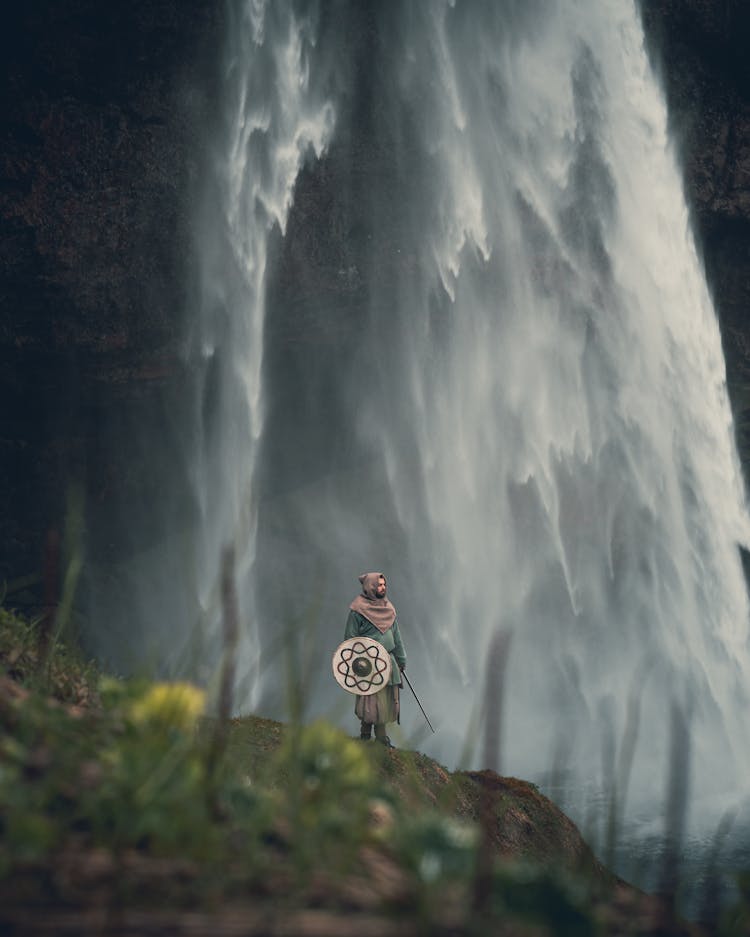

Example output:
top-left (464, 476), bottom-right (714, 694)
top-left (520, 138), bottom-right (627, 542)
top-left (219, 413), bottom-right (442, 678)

top-left (401, 669), bottom-right (435, 734)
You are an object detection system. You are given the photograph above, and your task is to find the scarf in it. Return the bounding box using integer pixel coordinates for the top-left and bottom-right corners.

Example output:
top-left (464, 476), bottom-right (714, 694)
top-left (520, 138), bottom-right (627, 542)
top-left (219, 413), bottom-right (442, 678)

top-left (349, 571), bottom-right (396, 634)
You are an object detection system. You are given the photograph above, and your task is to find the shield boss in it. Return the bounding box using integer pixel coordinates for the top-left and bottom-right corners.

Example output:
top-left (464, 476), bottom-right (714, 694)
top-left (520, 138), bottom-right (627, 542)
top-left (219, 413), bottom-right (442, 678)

top-left (332, 636), bottom-right (392, 696)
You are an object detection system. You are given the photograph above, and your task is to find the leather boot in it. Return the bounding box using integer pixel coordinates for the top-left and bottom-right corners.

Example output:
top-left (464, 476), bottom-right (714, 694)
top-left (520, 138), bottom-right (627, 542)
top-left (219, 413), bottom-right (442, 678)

top-left (374, 724), bottom-right (394, 748)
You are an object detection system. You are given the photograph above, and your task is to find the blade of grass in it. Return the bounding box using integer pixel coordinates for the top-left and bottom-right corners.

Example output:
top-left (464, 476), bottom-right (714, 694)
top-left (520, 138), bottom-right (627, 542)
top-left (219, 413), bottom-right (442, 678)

top-left (472, 627), bottom-right (512, 918)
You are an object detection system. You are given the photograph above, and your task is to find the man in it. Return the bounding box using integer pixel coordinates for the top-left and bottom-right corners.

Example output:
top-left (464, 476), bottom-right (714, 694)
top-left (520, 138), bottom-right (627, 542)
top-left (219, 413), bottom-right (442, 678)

top-left (344, 572), bottom-right (407, 747)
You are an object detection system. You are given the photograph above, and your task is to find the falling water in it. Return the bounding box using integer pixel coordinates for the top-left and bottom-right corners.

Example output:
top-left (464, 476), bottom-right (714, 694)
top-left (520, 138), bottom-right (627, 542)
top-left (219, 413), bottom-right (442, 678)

top-left (231, 0), bottom-right (750, 795)
top-left (131, 0), bottom-right (750, 871)
top-left (181, 0), bottom-right (335, 688)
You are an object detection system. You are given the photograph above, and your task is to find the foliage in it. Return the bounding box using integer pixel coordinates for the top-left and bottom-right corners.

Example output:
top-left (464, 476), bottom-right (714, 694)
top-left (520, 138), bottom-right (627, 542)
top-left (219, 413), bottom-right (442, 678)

top-left (0, 607), bottom-right (98, 705)
top-left (721, 871), bottom-right (750, 936)
top-left (81, 678), bottom-right (218, 856)
top-left (490, 862), bottom-right (597, 937)
top-left (0, 606), bottom-right (721, 934)
top-left (0, 613), bottom-right (261, 884)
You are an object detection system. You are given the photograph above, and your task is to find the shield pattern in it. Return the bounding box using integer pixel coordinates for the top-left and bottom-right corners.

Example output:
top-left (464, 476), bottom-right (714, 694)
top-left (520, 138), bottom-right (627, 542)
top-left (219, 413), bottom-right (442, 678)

top-left (332, 636), bottom-right (392, 696)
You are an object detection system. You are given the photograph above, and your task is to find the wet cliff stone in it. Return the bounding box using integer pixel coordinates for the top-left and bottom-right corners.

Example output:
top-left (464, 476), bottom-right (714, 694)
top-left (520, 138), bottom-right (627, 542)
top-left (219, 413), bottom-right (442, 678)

top-left (639, 0), bottom-right (750, 472)
top-left (0, 3), bottom-right (220, 587)
top-left (3, 1), bottom-right (750, 597)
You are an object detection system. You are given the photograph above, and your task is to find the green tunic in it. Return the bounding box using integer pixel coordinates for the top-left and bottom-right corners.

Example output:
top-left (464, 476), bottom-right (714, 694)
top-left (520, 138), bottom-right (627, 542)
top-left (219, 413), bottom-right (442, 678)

top-left (344, 610), bottom-right (407, 686)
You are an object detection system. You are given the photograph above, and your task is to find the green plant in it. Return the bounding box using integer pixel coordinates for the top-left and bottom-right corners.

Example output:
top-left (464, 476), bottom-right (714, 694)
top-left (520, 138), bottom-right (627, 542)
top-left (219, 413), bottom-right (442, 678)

top-left (272, 718), bottom-right (380, 879)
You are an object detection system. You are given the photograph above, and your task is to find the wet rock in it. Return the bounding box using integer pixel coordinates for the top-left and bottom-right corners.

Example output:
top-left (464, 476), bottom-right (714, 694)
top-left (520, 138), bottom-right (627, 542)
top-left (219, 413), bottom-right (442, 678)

top-left (4, 0), bottom-right (750, 597)
top-left (0, 2), bottom-right (221, 586)
top-left (639, 0), bottom-right (750, 472)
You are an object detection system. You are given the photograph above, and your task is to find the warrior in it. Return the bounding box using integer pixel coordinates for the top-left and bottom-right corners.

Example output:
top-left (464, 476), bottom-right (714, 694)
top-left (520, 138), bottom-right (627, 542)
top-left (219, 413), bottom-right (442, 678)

top-left (344, 572), bottom-right (407, 747)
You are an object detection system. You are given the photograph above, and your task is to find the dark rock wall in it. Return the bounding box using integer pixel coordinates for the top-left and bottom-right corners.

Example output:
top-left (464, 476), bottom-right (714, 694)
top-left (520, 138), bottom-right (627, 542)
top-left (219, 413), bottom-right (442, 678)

top-left (1, 1), bottom-right (749, 599)
top-left (0, 3), bottom-right (220, 589)
top-left (639, 0), bottom-right (750, 472)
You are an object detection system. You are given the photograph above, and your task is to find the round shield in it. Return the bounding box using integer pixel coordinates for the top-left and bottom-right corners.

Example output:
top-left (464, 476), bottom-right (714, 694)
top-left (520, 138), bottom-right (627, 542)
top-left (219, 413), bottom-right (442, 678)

top-left (332, 636), bottom-right (392, 696)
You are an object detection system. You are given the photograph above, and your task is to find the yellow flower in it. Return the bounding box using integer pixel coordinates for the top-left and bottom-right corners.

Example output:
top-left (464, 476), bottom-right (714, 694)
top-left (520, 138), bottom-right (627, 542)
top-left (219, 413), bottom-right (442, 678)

top-left (128, 682), bottom-right (205, 732)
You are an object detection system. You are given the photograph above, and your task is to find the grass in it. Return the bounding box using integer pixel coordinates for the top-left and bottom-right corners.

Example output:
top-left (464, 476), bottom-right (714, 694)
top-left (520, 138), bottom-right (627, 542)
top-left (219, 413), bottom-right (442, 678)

top-left (0, 607), bottom-right (99, 705)
top-left (1, 604), bottom-right (747, 935)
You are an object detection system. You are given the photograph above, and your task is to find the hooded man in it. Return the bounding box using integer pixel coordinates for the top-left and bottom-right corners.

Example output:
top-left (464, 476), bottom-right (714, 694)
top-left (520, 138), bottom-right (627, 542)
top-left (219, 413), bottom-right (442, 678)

top-left (344, 572), bottom-right (407, 747)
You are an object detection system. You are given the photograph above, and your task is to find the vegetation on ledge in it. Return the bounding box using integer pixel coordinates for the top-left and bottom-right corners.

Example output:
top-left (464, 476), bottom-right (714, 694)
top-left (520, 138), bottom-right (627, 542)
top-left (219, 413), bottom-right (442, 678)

top-left (0, 607), bottom-right (741, 935)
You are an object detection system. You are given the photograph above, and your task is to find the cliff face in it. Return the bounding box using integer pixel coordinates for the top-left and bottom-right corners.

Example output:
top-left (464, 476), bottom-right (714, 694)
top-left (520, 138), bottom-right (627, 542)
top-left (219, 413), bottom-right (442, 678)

top-left (0, 3), bottom-right (220, 586)
top-left (2, 3), bottom-right (750, 591)
top-left (639, 0), bottom-right (750, 470)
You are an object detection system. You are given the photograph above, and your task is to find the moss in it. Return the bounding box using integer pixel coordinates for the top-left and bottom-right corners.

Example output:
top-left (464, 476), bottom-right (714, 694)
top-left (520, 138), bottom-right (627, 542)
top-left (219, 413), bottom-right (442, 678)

top-left (220, 716), bottom-right (612, 887)
top-left (0, 619), bottom-right (691, 934)
top-left (0, 607), bottom-right (98, 706)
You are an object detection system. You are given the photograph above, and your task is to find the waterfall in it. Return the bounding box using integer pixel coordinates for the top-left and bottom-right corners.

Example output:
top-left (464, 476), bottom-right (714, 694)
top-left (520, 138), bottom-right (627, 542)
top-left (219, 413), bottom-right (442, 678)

top-left (307, 0), bottom-right (750, 801)
top-left (182, 0), bottom-right (335, 695)
top-left (220, 0), bottom-right (750, 821)
top-left (117, 0), bottom-right (750, 846)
